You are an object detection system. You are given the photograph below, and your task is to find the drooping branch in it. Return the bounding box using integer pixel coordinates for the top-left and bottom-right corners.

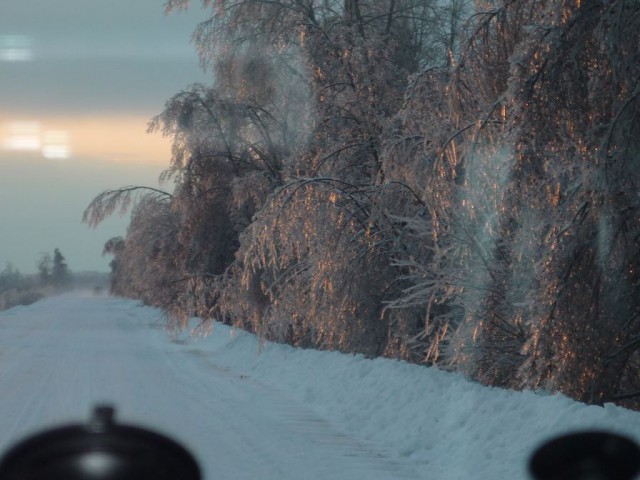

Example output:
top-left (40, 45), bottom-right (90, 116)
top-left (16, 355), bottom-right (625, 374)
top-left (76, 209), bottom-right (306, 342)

top-left (82, 186), bottom-right (173, 228)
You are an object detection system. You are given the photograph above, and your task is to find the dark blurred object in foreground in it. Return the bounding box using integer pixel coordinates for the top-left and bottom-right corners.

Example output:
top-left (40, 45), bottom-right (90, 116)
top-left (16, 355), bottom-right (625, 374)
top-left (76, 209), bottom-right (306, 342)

top-left (530, 431), bottom-right (640, 480)
top-left (0, 405), bottom-right (201, 480)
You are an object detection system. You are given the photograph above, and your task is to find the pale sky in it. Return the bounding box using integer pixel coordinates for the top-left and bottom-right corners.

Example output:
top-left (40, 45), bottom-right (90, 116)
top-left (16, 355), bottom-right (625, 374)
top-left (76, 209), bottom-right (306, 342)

top-left (0, 0), bottom-right (209, 273)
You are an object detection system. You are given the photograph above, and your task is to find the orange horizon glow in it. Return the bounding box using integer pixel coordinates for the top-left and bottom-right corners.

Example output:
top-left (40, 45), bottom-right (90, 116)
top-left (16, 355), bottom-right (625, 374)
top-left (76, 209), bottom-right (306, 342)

top-left (0, 114), bottom-right (173, 165)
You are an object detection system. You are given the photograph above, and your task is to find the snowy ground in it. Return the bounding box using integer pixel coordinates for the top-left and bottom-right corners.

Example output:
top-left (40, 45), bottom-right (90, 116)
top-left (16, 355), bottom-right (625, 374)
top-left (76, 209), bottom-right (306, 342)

top-left (0, 292), bottom-right (639, 479)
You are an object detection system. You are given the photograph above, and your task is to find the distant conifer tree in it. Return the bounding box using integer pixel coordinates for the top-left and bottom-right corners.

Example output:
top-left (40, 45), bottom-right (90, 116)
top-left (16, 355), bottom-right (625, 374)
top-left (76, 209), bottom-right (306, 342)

top-left (51, 248), bottom-right (71, 289)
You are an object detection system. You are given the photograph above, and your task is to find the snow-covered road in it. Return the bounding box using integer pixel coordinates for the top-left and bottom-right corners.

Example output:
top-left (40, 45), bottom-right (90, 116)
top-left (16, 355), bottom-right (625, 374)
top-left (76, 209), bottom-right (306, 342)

top-left (0, 293), bottom-right (418, 479)
top-left (2, 292), bottom-right (640, 479)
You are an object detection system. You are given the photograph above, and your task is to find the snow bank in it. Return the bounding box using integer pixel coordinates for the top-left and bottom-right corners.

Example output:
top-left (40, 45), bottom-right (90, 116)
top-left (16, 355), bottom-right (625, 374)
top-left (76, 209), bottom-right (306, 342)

top-left (174, 319), bottom-right (640, 479)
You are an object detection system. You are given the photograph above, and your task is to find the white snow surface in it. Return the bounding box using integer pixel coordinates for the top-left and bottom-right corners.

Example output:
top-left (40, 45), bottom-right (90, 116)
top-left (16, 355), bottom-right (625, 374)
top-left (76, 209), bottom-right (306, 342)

top-left (0, 292), bottom-right (639, 479)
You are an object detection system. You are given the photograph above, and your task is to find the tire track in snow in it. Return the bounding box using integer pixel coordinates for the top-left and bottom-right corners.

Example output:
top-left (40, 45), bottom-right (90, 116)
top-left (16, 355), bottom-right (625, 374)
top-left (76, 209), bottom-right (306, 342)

top-left (164, 344), bottom-right (419, 479)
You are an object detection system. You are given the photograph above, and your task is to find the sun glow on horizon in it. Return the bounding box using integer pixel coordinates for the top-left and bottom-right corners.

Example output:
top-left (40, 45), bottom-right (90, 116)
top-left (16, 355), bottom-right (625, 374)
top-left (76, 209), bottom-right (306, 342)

top-left (1, 114), bottom-right (172, 165)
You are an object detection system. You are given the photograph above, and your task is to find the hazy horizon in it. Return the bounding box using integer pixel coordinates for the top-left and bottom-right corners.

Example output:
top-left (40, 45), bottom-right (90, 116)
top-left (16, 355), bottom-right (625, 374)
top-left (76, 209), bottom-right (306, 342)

top-left (0, 153), bottom-right (166, 273)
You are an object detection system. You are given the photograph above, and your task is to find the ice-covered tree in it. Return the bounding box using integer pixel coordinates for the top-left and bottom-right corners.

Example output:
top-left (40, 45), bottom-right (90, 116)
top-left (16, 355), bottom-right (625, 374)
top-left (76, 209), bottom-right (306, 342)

top-left (384, 0), bottom-right (640, 407)
top-left (169, 0), bottom-right (463, 352)
top-left (85, 0), bottom-right (462, 346)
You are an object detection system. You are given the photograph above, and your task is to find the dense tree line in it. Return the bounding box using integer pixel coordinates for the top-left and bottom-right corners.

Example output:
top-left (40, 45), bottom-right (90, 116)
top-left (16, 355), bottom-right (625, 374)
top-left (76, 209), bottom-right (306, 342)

top-left (85, 0), bottom-right (640, 409)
